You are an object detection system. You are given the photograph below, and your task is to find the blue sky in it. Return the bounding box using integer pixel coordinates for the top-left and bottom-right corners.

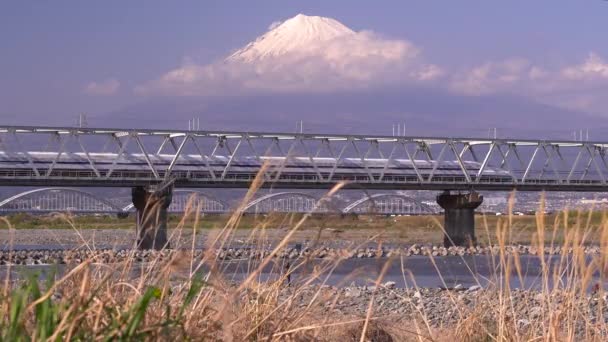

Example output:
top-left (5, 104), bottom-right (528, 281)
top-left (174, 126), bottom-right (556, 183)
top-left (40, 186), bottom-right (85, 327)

top-left (2, 1), bottom-right (608, 134)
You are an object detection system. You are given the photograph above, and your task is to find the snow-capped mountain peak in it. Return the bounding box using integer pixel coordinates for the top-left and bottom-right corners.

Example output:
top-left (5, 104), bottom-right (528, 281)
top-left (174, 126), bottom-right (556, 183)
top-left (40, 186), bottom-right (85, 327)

top-left (226, 14), bottom-right (355, 63)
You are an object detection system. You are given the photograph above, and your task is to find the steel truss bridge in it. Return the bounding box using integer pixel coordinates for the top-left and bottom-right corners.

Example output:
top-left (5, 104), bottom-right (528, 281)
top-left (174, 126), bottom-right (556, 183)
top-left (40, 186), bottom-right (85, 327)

top-left (0, 188), bottom-right (437, 215)
top-left (1, 125), bottom-right (608, 191)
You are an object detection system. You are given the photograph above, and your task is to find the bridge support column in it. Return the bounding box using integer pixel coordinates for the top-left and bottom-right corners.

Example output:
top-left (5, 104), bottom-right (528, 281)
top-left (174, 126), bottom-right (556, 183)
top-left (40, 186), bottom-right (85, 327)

top-left (436, 191), bottom-right (483, 247)
top-left (131, 185), bottom-right (172, 250)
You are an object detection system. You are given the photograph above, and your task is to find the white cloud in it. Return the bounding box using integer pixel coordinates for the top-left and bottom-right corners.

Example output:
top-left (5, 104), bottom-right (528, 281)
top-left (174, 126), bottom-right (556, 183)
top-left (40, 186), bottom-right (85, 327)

top-left (138, 46), bottom-right (608, 115)
top-left (448, 53), bottom-right (608, 114)
top-left (84, 78), bottom-right (120, 96)
top-left (450, 53), bottom-right (608, 96)
top-left (449, 58), bottom-right (534, 95)
top-left (135, 31), bottom-right (442, 96)
top-left (561, 52), bottom-right (608, 80)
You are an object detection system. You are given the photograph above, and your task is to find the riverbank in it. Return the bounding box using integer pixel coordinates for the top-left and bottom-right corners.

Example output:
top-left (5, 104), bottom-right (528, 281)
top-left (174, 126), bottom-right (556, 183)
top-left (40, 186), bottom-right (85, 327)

top-left (2, 211), bottom-right (606, 246)
top-left (3, 262), bottom-right (603, 340)
top-left (1, 222), bottom-right (606, 250)
top-left (1, 212), bottom-right (606, 339)
top-left (0, 235), bottom-right (605, 340)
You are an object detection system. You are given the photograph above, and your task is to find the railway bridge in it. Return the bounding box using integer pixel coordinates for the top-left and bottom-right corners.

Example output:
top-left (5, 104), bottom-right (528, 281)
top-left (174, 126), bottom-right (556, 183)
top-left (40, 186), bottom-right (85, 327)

top-left (2, 125), bottom-right (607, 248)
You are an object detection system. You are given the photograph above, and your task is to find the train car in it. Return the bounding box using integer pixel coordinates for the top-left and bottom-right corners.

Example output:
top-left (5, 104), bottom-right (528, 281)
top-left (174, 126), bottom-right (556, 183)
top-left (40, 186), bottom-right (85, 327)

top-left (0, 151), bottom-right (513, 184)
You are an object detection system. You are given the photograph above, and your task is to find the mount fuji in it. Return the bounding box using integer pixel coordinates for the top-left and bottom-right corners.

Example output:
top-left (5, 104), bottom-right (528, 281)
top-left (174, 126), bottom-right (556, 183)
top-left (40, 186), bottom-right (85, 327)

top-left (102, 14), bottom-right (606, 138)
top-left (135, 13), bottom-right (436, 95)
top-left (226, 14), bottom-right (356, 63)
top-left (216, 13), bottom-right (434, 92)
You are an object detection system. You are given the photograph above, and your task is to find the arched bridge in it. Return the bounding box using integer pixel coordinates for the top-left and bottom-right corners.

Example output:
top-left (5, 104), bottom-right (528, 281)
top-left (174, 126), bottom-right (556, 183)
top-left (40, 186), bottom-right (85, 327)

top-left (122, 189), bottom-right (228, 213)
top-left (0, 188), bottom-right (435, 215)
top-left (0, 188), bottom-right (122, 213)
top-left (342, 193), bottom-right (436, 215)
top-left (241, 192), bottom-right (339, 214)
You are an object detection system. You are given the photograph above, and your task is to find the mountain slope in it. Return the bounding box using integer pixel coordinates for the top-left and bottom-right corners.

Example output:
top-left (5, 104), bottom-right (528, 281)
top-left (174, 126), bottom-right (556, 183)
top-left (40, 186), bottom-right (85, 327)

top-left (226, 14), bottom-right (355, 63)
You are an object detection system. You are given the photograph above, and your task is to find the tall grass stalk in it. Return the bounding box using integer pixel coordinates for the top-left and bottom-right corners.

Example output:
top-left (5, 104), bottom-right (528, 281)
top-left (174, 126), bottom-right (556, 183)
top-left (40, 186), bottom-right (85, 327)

top-left (1, 183), bottom-right (608, 340)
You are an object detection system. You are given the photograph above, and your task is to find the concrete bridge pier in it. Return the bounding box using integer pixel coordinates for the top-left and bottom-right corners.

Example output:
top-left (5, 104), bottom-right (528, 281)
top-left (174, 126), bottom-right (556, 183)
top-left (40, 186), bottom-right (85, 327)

top-left (131, 185), bottom-right (173, 250)
top-left (436, 191), bottom-right (483, 247)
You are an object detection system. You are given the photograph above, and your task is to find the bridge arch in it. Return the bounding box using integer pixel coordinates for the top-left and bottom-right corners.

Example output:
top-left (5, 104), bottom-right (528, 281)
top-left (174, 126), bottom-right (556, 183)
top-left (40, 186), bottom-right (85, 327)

top-left (0, 188), bottom-right (122, 213)
top-left (242, 192), bottom-right (335, 213)
top-left (123, 189), bottom-right (228, 213)
top-left (342, 193), bottom-right (435, 215)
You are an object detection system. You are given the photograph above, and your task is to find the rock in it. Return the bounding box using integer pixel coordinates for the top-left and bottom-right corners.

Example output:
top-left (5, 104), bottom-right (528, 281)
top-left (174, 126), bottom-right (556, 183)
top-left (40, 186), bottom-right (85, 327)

top-left (344, 288), bottom-right (362, 298)
top-left (383, 281), bottom-right (396, 289)
top-left (529, 306), bottom-right (542, 319)
top-left (467, 285), bottom-right (482, 292)
top-left (517, 319), bottom-right (530, 329)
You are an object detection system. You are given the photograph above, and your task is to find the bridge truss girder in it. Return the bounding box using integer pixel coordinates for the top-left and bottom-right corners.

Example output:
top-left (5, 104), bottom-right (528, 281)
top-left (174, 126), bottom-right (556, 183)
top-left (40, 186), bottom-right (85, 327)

top-left (1, 126), bottom-right (608, 191)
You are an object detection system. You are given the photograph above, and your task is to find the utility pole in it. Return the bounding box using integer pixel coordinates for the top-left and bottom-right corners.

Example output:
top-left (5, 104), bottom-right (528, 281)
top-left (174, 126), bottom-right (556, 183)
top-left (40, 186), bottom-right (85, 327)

top-left (188, 117), bottom-right (200, 131)
top-left (295, 121), bottom-right (304, 134)
top-left (78, 113), bottom-right (88, 128)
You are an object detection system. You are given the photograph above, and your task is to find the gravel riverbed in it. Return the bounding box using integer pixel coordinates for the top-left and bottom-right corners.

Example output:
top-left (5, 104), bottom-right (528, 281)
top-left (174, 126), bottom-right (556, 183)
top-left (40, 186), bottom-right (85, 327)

top-left (274, 283), bottom-right (608, 336)
top-left (0, 242), bottom-right (603, 265)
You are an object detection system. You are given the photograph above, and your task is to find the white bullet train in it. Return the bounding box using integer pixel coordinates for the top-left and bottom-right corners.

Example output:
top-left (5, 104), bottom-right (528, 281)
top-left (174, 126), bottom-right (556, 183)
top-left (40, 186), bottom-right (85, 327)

top-left (0, 151), bottom-right (513, 183)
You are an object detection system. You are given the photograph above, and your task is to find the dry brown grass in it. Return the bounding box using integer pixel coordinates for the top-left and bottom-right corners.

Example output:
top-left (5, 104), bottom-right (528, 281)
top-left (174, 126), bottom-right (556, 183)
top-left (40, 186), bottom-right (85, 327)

top-left (1, 182), bottom-right (608, 340)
